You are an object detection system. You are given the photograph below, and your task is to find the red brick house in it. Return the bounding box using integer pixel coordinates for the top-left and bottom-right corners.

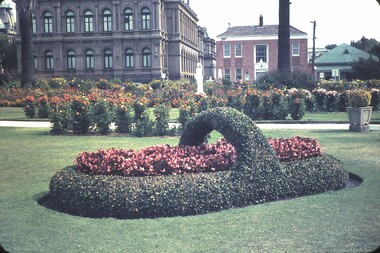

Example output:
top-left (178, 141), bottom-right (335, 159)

top-left (216, 16), bottom-right (309, 82)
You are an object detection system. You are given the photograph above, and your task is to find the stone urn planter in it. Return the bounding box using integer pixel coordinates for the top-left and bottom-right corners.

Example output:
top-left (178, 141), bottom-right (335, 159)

top-left (347, 90), bottom-right (373, 132)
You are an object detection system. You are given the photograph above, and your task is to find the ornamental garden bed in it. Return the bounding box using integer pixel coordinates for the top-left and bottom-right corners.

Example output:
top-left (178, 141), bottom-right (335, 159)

top-left (49, 107), bottom-right (349, 219)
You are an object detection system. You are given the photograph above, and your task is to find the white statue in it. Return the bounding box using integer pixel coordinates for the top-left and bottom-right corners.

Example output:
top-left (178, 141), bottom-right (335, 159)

top-left (195, 62), bottom-right (205, 95)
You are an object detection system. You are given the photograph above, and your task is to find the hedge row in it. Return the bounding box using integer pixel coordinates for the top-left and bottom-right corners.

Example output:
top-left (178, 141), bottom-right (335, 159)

top-left (49, 108), bottom-right (348, 218)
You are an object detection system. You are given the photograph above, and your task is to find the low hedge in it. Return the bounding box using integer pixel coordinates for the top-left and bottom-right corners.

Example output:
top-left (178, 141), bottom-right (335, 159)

top-left (49, 107), bottom-right (348, 218)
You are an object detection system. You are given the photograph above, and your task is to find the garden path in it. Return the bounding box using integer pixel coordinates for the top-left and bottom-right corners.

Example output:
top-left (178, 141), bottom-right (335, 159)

top-left (1, 120), bottom-right (380, 130)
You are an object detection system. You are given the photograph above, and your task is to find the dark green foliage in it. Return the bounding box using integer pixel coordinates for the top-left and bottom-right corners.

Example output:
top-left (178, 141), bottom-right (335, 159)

top-left (114, 105), bottom-right (133, 133)
top-left (91, 100), bottom-right (114, 134)
top-left (257, 70), bottom-right (316, 90)
top-left (49, 107), bottom-right (348, 218)
top-left (153, 104), bottom-right (170, 136)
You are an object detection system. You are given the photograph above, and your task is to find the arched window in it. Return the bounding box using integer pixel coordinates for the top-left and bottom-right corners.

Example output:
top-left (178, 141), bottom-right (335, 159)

top-left (32, 13), bottom-right (36, 34)
top-left (103, 9), bottom-right (112, 32)
top-left (85, 50), bottom-right (94, 69)
top-left (142, 48), bottom-right (151, 67)
top-left (67, 50), bottom-right (76, 69)
top-left (125, 48), bottom-right (134, 68)
top-left (45, 51), bottom-right (54, 70)
top-left (84, 10), bottom-right (93, 32)
top-left (104, 49), bottom-right (113, 69)
top-left (141, 7), bottom-right (150, 30)
top-left (66, 11), bottom-right (75, 33)
top-left (44, 11), bottom-right (53, 33)
top-left (124, 8), bottom-right (133, 31)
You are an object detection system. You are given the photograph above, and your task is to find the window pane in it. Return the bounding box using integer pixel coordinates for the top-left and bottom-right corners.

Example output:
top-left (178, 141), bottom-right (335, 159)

top-left (103, 9), bottom-right (112, 32)
top-left (223, 44), bottom-right (231, 58)
top-left (235, 44), bottom-right (242, 57)
top-left (84, 11), bottom-right (93, 32)
top-left (44, 12), bottom-right (52, 33)
top-left (124, 8), bottom-right (133, 30)
top-left (256, 45), bottom-right (267, 63)
top-left (66, 11), bottom-right (75, 33)
top-left (125, 49), bottom-right (134, 68)
top-left (141, 8), bottom-right (150, 30)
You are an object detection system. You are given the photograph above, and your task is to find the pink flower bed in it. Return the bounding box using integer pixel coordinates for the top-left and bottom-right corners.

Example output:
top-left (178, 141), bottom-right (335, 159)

top-left (75, 137), bottom-right (322, 176)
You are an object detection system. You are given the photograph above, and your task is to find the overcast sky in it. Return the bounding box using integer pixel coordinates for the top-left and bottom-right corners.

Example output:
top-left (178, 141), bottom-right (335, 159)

top-left (3, 0), bottom-right (379, 48)
top-left (190, 0), bottom-right (380, 48)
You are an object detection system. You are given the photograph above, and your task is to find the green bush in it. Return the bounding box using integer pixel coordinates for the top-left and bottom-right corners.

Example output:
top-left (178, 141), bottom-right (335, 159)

top-left (49, 107), bottom-right (348, 218)
top-left (114, 105), bottom-right (133, 133)
top-left (91, 99), bottom-right (114, 134)
top-left (348, 89), bottom-right (372, 107)
top-left (153, 104), bottom-right (170, 136)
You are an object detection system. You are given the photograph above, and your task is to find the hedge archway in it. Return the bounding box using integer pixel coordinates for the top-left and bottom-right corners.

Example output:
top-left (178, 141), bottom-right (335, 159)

top-left (179, 107), bottom-right (281, 173)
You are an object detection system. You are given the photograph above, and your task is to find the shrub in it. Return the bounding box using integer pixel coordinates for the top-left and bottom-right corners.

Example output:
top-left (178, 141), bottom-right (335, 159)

top-left (289, 96), bottom-right (306, 120)
top-left (114, 104), bottom-right (133, 133)
top-left (337, 91), bottom-right (349, 112)
top-left (37, 95), bottom-right (49, 118)
top-left (133, 98), bottom-right (154, 137)
top-left (91, 99), bottom-right (114, 134)
top-left (153, 104), bottom-right (170, 136)
top-left (50, 100), bottom-right (71, 135)
top-left (312, 88), bottom-right (327, 111)
top-left (348, 89), bottom-right (372, 107)
top-left (325, 90), bottom-right (339, 112)
top-left (50, 107), bottom-right (348, 218)
top-left (24, 95), bottom-right (36, 118)
top-left (49, 77), bottom-right (68, 89)
top-left (71, 96), bottom-right (91, 135)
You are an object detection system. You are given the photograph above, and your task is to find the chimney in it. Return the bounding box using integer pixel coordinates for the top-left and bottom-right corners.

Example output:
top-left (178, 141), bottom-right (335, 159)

top-left (259, 15), bottom-right (263, 26)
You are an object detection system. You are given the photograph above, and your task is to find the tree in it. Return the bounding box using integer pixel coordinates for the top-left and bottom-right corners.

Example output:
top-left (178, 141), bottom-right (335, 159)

top-left (351, 56), bottom-right (380, 80)
top-left (13, 0), bottom-right (36, 86)
top-left (278, 0), bottom-right (291, 73)
top-left (325, 44), bottom-right (337, 50)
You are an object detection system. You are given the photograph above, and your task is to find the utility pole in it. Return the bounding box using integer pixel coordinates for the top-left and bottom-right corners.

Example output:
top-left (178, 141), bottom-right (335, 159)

top-left (311, 20), bottom-right (316, 79)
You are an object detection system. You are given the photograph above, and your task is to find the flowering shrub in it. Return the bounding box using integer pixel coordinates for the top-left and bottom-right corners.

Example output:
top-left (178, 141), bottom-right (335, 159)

top-left (75, 139), bottom-right (236, 176)
top-left (24, 95), bottom-right (36, 118)
top-left (37, 95), bottom-right (49, 118)
top-left (71, 96), bottom-right (91, 134)
top-left (325, 90), bottom-right (339, 112)
top-left (114, 104), bottom-right (133, 134)
top-left (75, 136), bottom-right (323, 177)
top-left (267, 136), bottom-right (322, 162)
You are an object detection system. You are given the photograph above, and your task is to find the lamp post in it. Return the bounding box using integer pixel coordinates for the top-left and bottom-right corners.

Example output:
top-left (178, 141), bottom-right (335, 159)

top-left (311, 20), bottom-right (316, 79)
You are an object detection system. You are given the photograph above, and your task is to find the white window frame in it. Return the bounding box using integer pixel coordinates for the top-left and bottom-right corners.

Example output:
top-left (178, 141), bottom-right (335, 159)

top-left (235, 44), bottom-right (242, 58)
top-left (223, 44), bottom-right (231, 58)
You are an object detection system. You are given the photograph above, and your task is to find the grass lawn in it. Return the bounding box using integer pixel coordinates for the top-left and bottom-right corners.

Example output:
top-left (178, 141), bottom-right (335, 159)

top-left (0, 126), bottom-right (379, 252)
top-left (1, 106), bottom-right (380, 123)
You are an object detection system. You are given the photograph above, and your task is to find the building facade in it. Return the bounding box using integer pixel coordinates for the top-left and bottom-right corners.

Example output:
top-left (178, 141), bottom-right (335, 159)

top-left (0, 1), bottom-right (16, 40)
top-left (314, 44), bottom-right (379, 81)
top-left (215, 16), bottom-right (309, 82)
top-left (15, 0), bottom-right (215, 83)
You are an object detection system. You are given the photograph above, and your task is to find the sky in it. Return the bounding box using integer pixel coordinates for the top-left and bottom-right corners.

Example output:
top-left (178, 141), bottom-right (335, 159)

top-left (3, 0), bottom-right (379, 48)
top-left (190, 0), bottom-right (380, 48)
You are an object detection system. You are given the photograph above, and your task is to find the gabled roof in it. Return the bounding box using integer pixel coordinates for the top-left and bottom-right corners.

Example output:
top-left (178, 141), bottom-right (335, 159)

top-left (315, 44), bottom-right (379, 65)
top-left (216, 25), bottom-right (307, 38)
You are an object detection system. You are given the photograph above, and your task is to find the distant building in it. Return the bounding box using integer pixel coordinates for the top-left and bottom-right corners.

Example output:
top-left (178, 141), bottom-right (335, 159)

top-left (14, 0), bottom-right (215, 83)
top-left (215, 15), bottom-right (309, 82)
top-left (0, 1), bottom-right (16, 41)
top-left (314, 44), bottom-right (379, 81)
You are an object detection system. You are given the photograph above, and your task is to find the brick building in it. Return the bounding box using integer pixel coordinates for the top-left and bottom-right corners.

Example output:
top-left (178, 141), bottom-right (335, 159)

top-left (15, 0), bottom-right (215, 83)
top-left (216, 16), bottom-right (309, 82)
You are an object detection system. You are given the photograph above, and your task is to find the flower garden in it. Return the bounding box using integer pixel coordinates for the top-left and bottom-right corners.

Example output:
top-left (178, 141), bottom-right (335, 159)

top-left (1, 76), bottom-right (380, 250)
top-left (0, 78), bottom-right (379, 136)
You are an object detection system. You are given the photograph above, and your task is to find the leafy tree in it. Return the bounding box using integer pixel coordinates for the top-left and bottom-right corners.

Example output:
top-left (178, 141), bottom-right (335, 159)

top-left (0, 35), bottom-right (18, 85)
top-left (351, 56), bottom-right (380, 80)
top-left (13, 0), bottom-right (36, 86)
top-left (325, 44), bottom-right (337, 50)
top-left (278, 0), bottom-right (291, 73)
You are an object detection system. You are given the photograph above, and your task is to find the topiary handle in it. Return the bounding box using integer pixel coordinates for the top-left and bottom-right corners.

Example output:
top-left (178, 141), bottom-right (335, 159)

top-left (179, 107), bottom-right (281, 173)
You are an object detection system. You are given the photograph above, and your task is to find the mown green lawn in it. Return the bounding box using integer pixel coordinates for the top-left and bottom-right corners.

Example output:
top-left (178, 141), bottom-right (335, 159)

top-left (0, 126), bottom-right (379, 253)
top-left (2, 106), bottom-right (380, 123)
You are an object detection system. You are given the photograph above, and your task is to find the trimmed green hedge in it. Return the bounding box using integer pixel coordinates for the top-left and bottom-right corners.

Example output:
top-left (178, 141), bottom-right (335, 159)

top-left (49, 107), bottom-right (348, 218)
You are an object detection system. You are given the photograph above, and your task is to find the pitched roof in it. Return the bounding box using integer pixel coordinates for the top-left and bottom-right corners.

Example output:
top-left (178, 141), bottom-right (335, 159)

top-left (315, 44), bottom-right (379, 65)
top-left (216, 25), bottom-right (307, 38)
